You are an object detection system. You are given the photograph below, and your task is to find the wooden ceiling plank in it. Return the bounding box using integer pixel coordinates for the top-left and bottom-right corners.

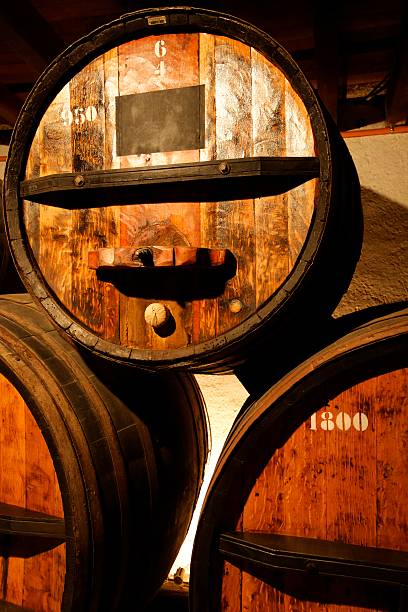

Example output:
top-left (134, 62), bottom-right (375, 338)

top-left (386, 11), bottom-right (408, 126)
top-left (0, 82), bottom-right (22, 125)
top-left (0, 2), bottom-right (65, 74)
top-left (313, 0), bottom-right (340, 122)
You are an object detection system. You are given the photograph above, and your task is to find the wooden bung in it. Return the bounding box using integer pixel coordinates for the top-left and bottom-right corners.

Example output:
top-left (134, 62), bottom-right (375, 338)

top-left (144, 302), bottom-right (170, 329)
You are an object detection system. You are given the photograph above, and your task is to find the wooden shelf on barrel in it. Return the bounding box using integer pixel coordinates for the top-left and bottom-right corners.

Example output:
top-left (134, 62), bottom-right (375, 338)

top-left (219, 532), bottom-right (408, 586)
top-left (20, 157), bottom-right (320, 208)
top-left (0, 502), bottom-right (65, 558)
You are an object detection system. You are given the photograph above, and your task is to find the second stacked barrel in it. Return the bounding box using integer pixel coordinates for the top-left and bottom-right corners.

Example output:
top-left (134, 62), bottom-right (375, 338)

top-left (0, 294), bottom-right (208, 610)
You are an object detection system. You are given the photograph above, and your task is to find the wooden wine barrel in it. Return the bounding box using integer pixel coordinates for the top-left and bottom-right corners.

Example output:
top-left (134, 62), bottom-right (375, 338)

top-left (4, 6), bottom-right (361, 372)
top-left (190, 305), bottom-right (408, 611)
top-left (0, 294), bottom-right (208, 611)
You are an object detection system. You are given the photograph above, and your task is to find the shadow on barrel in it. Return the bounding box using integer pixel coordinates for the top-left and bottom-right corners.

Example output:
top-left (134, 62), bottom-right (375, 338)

top-left (96, 249), bottom-right (237, 300)
top-left (235, 561), bottom-right (400, 611)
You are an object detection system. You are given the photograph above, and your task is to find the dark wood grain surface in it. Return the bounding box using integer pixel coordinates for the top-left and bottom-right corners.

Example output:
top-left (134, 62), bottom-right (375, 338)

top-left (0, 374), bottom-right (65, 611)
top-left (222, 369), bottom-right (408, 610)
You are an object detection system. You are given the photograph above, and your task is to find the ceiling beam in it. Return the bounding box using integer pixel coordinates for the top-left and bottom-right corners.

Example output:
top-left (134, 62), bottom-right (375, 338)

top-left (0, 2), bottom-right (67, 126)
top-left (385, 9), bottom-right (408, 126)
top-left (313, 0), bottom-right (341, 122)
top-left (0, 83), bottom-right (22, 126)
top-left (0, 2), bottom-right (65, 74)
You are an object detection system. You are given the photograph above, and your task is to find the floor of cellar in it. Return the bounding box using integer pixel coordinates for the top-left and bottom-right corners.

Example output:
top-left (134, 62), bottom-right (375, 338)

top-left (146, 581), bottom-right (188, 612)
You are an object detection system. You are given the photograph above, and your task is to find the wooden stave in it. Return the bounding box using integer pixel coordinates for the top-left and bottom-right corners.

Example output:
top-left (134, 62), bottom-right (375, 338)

top-left (0, 182), bottom-right (24, 294)
top-left (3, 6), bottom-right (362, 372)
top-left (0, 233), bottom-right (25, 294)
top-left (0, 180), bottom-right (10, 285)
top-left (0, 294), bottom-right (208, 611)
top-left (0, 182), bottom-right (7, 284)
top-left (189, 304), bottom-right (408, 611)
top-left (0, 233), bottom-right (8, 288)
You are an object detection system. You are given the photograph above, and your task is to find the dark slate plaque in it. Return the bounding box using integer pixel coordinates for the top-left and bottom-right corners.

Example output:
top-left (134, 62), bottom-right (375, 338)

top-left (116, 85), bottom-right (205, 156)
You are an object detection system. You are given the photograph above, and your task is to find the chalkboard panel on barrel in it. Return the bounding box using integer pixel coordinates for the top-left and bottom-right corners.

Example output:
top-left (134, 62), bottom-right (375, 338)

top-left (0, 295), bottom-right (208, 611)
top-left (4, 6), bottom-right (361, 372)
top-left (190, 305), bottom-right (408, 611)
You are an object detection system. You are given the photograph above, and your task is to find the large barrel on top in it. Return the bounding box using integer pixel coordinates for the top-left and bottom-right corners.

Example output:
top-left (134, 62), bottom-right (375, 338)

top-left (0, 294), bottom-right (208, 611)
top-left (4, 6), bottom-right (361, 372)
top-left (190, 305), bottom-right (408, 611)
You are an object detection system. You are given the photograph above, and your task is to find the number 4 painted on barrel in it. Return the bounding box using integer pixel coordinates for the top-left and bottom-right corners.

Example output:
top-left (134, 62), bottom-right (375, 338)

top-left (310, 411), bottom-right (369, 431)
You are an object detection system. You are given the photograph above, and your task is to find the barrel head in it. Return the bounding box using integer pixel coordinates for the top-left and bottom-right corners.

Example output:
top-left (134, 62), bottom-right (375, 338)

top-left (5, 7), bottom-right (361, 370)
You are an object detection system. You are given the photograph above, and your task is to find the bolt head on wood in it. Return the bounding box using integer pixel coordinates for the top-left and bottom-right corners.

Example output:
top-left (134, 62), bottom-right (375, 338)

top-left (229, 298), bottom-right (243, 313)
top-left (144, 303), bottom-right (170, 329)
top-left (218, 161), bottom-right (231, 174)
top-left (74, 174), bottom-right (85, 187)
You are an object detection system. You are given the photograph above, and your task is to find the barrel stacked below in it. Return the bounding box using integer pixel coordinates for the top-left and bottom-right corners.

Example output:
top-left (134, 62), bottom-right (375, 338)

top-left (0, 294), bottom-right (208, 611)
top-left (190, 306), bottom-right (408, 611)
